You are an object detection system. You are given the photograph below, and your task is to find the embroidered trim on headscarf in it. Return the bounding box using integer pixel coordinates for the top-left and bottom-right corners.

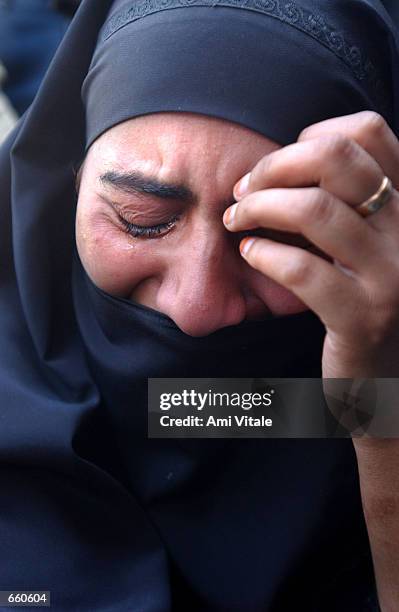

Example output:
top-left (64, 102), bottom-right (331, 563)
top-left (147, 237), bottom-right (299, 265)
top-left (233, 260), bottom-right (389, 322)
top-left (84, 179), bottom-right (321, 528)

top-left (100, 0), bottom-right (385, 103)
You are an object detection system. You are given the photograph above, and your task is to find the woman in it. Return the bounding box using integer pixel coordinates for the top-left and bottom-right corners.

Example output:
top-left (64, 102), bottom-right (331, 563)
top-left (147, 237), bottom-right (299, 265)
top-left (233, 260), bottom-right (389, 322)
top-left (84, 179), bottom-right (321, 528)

top-left (0, 0), bottom-right (399, 609)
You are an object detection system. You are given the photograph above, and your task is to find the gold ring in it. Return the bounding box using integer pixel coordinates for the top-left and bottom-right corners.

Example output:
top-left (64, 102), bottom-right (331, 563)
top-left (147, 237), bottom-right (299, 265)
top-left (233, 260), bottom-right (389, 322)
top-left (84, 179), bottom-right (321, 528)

top-left (355, 176), bottom-right (394, 218)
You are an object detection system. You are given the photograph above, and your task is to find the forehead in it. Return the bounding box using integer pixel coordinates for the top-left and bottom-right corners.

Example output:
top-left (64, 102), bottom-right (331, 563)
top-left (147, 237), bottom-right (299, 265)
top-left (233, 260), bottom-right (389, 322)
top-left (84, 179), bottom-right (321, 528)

top-left (86, 112), bottom-right (280, 180)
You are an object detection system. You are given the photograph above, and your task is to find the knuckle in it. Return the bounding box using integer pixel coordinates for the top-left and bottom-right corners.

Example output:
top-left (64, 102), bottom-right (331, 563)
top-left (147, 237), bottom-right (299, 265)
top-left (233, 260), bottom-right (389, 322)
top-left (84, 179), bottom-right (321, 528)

top-left (252, 149), bottom-right (284, 186)
top-left (323, 134), bottom-right (357, 162)
top-left (302, 188), bottom-right (333, 226)
top-left (255, 153), bottom-right (274, 180)
top-left (361, 110), bottom-right (387, 137)
top-left (241, 197), bottom-right (258, 224)
top-left (280, 252), bottom-right (312, 287)
top-left (248, 197), bottom-right (265, 222)
top-left (298, 125), bottom-right (314, 141)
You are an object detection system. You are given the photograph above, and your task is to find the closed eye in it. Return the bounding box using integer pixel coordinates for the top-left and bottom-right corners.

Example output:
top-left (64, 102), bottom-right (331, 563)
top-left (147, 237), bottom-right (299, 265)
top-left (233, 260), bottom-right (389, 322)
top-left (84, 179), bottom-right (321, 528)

top-left (118, 213), bottom-right (180, 238)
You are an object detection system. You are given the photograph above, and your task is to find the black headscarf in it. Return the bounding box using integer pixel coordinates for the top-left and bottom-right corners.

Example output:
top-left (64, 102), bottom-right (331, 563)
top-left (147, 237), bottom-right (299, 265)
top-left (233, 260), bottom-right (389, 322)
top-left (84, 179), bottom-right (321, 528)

top-left (0, 0), bottom-right (397, 609)
top-left (83, 0), bottom-right (398, 148)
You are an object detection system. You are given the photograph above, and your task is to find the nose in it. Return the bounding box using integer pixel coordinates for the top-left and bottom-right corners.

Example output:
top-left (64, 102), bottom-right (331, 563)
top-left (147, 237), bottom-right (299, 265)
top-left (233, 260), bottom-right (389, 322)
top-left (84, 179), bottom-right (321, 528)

top-left (157, 227), bottom-right (247, 336)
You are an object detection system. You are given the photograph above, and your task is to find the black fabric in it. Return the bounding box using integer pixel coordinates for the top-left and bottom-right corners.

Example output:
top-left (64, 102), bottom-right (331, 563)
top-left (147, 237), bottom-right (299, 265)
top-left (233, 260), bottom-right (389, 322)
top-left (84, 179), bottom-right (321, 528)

top-left (83, 0), bottom-right (398, 148)
top-left (0, 0), bottom-right (396, 609)
top-left (54, 0), bottom-right (82, 17)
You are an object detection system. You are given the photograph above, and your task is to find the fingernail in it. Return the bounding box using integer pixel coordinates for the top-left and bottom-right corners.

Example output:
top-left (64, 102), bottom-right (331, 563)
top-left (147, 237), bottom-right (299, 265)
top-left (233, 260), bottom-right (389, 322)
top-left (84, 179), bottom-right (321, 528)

top-left (234, 172), bottom-right (251, 199)
top-left (223, 203), bottom-right (238, 226)
top-left (240, 237), bottom-right (256, 257)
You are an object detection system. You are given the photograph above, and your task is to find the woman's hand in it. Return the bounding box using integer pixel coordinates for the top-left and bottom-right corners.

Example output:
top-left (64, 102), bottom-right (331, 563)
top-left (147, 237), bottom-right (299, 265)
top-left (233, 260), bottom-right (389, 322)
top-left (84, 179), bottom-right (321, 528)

top-left (223, 111), bottom-right (399, 607)
top-left (223, 111), bottom-right (399, 379)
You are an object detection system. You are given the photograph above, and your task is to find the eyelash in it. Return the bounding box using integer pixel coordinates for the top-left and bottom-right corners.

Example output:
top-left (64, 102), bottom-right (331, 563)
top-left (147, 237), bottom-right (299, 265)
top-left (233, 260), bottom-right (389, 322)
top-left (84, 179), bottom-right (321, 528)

top-left (117, 213), bottom-right (180, 239)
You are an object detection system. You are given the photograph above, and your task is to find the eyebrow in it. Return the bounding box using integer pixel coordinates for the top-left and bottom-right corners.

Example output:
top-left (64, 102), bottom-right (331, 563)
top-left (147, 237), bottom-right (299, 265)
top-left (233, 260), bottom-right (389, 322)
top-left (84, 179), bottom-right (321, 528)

top-left (100, 170), bottom-right (196, 203)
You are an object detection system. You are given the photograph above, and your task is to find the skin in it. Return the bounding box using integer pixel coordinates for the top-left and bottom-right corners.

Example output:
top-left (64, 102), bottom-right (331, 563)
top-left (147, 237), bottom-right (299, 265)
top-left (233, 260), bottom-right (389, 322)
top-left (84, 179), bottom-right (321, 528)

top-left (76, 113), bottom-right (310, 336)
top-left (76, 110), bottom-right (399, 610)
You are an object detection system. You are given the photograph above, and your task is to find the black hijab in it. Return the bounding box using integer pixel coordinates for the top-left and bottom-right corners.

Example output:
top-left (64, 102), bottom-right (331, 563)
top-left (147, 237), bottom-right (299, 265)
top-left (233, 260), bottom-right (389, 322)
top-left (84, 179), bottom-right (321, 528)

top-left (0, 0), bottom-right (397, 609)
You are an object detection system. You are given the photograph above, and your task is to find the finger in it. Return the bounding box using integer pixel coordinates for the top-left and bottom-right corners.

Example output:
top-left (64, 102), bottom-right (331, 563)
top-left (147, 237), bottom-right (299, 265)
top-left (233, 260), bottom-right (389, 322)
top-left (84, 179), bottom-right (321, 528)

top-left (239, 236), bottom-right (362, 332)
top-left (298, 111), bottom-right (399, 188)
top-left (233, 135), bottom-right (384, 208)
top-left (224, 187), bottom-right (380, 274)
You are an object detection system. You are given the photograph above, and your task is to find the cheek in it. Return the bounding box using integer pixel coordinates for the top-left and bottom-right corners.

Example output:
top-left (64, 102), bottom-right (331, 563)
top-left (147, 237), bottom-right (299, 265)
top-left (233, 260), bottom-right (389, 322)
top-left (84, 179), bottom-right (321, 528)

top-left (75, 208), bottom-right (160, 297)
top-left (246, 269), bottom-right (309, 316)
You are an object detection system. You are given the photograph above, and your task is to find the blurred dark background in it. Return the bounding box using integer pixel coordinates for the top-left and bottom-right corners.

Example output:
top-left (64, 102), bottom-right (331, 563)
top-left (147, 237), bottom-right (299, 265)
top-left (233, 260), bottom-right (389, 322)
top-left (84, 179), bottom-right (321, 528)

top-left (0, 0), bottom-right (80, 142)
